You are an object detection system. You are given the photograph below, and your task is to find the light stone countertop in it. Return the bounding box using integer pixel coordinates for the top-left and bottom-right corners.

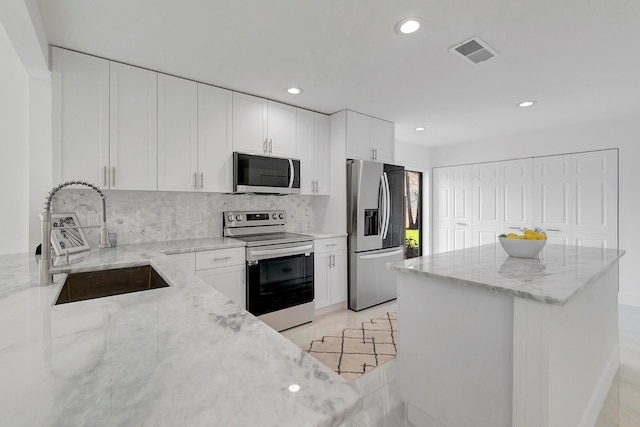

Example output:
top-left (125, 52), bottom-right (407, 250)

top-left (388, 243), bottom-right (625, 306)
top-left (0, 237), bottom-right (362, 427)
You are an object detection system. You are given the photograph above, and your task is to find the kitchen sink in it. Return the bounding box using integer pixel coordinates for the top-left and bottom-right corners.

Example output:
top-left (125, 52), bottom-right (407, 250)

top-left (55, 265), bottom-right (170, 305)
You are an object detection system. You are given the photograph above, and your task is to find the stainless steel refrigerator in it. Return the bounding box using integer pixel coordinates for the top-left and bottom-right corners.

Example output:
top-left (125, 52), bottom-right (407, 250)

top-left (347, 159), bottom-right (405, 311)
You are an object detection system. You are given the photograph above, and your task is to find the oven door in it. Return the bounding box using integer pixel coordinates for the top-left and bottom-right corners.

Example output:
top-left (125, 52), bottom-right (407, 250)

top-left (246, 248), bottom-right (314, 317)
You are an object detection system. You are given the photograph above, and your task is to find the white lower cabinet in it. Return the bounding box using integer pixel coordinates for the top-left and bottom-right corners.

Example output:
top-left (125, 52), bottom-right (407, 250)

top-left (167, 247), bottom-right (246, 309)
top-left (314, 237), bottom-right (347, 311)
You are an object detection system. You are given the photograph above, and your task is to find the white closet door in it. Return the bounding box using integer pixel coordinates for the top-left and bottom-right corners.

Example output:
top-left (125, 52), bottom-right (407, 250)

top-left (451, 165), bottom-right (473, 250)
top-left (533, 156), bottom-right (572, 245)
top-left (571, 150), bottom-right (618, 248)
top-left (432, 167), bottom-right (452, 253)
top-left (473, 163), bottom-right (502, 246)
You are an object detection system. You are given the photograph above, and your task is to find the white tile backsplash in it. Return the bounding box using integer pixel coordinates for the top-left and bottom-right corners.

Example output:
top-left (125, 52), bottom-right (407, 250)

top-left (53, 189), bottom-right (316, 246)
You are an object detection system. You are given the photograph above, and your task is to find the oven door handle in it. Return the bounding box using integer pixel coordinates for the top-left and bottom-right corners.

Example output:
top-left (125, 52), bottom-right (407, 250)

top-left (249, 244), bottom-right (313, 258)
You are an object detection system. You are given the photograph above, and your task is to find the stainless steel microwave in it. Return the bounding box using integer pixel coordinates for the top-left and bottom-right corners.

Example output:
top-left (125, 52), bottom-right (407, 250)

top-left (233, 152), bottom-right (301, 194)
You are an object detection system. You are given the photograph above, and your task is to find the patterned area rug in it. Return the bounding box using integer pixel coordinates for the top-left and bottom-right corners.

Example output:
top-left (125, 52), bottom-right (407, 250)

top-left (302, 312), bottom-right (397, 381)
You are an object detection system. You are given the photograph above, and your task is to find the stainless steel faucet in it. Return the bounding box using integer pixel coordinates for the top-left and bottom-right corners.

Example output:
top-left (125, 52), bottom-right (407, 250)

top-left (39, 180), bottom-right (111, 286)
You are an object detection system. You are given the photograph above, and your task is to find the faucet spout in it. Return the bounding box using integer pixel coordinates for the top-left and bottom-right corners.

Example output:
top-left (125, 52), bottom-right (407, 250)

top-left (39, 180), bottom-right (111, 286)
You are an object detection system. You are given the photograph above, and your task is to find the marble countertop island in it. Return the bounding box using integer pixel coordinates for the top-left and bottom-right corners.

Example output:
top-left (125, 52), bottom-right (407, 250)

top-left (389, 243), bottom-right (625, 427)
top-left (389, 243), bottom-right (625, 305)
top-left (0, 237), bottom-right (362, 427)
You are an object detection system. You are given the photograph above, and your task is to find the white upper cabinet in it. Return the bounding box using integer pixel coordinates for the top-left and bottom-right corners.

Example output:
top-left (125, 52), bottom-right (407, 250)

top-left (232, 92), bottom-right (267, 154)
top-left (346, 110), bottom-right (395, 163)
top-left (267, 101), bottom-right (297, 157)
top-left (109, 62), bottom-right (158, 191)
top-left (52, 47), bottom-right (109, 186)
top-left (297, 109), bottom-right (331, 195)
top-left (197, 84), bottom-right (233, 193)
top-left (313, 113), bottom-right (331, 194)
top-left (297, 109), bottom-right (314, 194)
top-left (232, 93), bottom-right (297, 157)
top-left (157, 74), bottom-right (198, 192)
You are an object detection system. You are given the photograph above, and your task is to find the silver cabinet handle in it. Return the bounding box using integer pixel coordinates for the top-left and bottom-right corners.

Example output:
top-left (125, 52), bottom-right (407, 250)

top-left (200, 172), bottom-right (204, 190)
top-left (325, 243), bottom-right (338, 247)
top-left (263, 138), bottom-right (267, 154)
top-left (331, 254), bottom-right (336, 267)
top-left (315, 180), bottom-right (319, 192)
top-left (328, 256), bottom-right (332, 268)
top-left (374, 148), bottom-right (378, 160)
top-left (212, 256), bottom-right (232, 261)
top-left (269, 139), bottom-right (272, 154)
top-left (193, 172), bottom-right (197, 189)
top-left (103, 166), bottom-right (108, 187)
top-left (371, 148), bottom-right (376, 160)
top-left (457, 222), bottom-right (468, 226)
top-left (112, 166), bottom-right (116, 187)
top-left (508, 226), bottom-right (522, 230)
top-left (547, 228), bottom-right (562, 232)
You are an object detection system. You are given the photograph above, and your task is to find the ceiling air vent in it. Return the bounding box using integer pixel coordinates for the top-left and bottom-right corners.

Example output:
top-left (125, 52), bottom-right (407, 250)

top-left (449, 36), bottom-right (498, 64)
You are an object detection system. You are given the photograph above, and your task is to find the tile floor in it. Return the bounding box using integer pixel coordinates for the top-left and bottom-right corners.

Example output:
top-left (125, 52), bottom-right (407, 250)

top-left (281, 302), bottom-right (640, 427)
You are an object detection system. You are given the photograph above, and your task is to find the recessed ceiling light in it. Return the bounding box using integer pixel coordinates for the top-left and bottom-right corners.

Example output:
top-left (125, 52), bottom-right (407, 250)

top-left (287, 87), bottom-right (303, 95)
top-left (288, 384), bottom-right (301, 393)
top-left (394, 17), bottom-right (422, 35)
top-left (518, 100), bottom-right (536, 107)
top-left (415, 127), bottom-right (425, 131)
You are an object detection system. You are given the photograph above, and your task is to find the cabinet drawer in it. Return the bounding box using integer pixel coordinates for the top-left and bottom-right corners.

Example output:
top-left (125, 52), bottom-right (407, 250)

top-left (195, 247), bottom-right (245, 270)
top-left (314, 237), bottom-right (347, 254)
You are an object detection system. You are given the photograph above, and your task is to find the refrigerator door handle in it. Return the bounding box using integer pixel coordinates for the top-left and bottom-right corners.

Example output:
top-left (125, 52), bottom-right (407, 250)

top-left (358, 248), bottom-right (404, 260)
top-left (382, 172), bottom-right (391, 239)
top-left (378, 173), bottom-right (385, 240)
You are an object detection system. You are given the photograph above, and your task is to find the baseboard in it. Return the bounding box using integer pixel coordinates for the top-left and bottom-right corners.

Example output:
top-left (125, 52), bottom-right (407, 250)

top-left (619, 292), bottom-right (640, 308)
top-left (579, 344), bottom-right (620, 427)
top-left (315, 301), bottom-right (346, 317)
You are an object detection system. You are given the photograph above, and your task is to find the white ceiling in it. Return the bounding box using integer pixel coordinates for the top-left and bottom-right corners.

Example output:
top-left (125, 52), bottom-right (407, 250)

top-left (36, 0), bottom-right (640, 147)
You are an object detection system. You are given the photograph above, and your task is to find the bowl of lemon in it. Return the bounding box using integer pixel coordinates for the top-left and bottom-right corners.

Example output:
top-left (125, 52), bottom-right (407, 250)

top-left (498, 228), bottom-right (547, 259)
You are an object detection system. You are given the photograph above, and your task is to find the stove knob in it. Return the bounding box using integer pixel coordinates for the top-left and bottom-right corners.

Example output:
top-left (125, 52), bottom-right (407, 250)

top-left (236, 214), bottom-right (243, 221)
top-left (227, 214), bottom-right (234, 222)
top-left (279, 213), bottom-right (285, 219)
top-left (272, 213), bottom-right (278, 219)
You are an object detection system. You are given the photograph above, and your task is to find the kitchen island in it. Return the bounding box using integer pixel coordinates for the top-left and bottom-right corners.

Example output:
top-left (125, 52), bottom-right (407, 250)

top-left (389, 243), bottom-right (624, 427)
top-left (0, 238), bottom-right (362, 427)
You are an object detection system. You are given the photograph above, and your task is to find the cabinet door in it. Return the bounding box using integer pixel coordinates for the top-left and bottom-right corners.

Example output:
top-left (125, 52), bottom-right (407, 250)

top-left (166, 252), bottom-right (196, 272)
top-left (52, 48), bottom-right (109, 186)
top-left (197, 84), bottom-right (233, 192)
top-left (109, 62), bottom-right (157, 191)
top-left (314, 252), bottom-right (331, 309)
top-left (196, 265), bottom-right (246, 309)
top-left (329, 250), bottom-right (347, 305)
top-left (232, 92), bottom-right (267, 154)
top-left (346, 110), bottom-right (373, 160)
top-left (371, 119), bottom-right (394, 163)
top-left (314, 113), bottom-right (331, 195)
top-left (267, 101), bottom-right (297, 157)
top-left (473, 163), bottom-right (502, 246)
top-left (296, 109), bottom-right (315, 194)
top-left (158, 74), bottom-right (198, 192)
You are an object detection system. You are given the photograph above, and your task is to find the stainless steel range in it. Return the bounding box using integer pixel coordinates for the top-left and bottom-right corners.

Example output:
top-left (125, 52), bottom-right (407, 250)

top-left (223, 210), bottom-right (314, 331)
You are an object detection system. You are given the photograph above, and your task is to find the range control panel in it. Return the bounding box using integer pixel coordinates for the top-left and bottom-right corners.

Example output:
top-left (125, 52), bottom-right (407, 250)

top-left (223, 210), bottom-right (286, 228)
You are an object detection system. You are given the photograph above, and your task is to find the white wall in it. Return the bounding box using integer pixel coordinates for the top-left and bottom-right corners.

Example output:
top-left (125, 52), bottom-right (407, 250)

top-left (0, 21), bottom-right (30, 255)
top-left (430, 114), bottom-right (640, 307)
